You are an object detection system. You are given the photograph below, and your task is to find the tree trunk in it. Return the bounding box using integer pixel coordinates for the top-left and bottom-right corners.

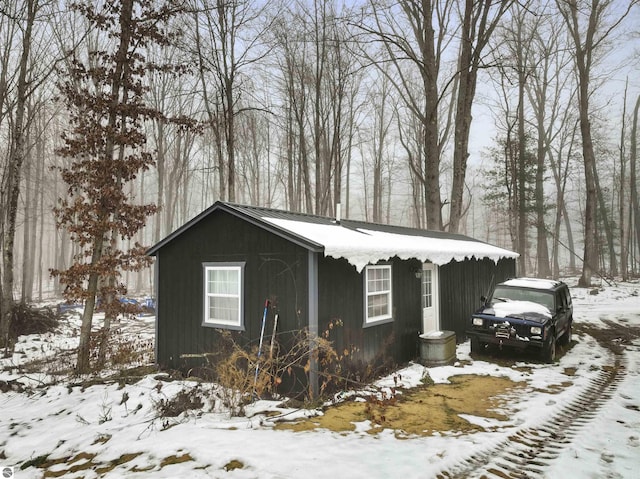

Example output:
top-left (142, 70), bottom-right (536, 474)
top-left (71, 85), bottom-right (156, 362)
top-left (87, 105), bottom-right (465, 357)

top-left (21, 145), bottom-right (33, 303)
top-left (578, 110), bottom-right (598, 286)
top-left (77, 234), bottom-right (105, 373)
top-left (630, 95), bottom-right (640, 273)
top-left (593, 160), bottom-right (618, 276)
top-left (517, 68), bottom-right (527, 276)
top-left (299, 110), bottom-right (313, 214)
top-left (154, 120), bottom-right (165, 242)
top-left (313, 2), bottom-right (327, 216)
top-left (449, 0), bottom-right (475, 233)
top-left (557, 0), bottom-right (598, 287)
top-left (225, 77), bottom-right (236, 202)
top-left (37, 139), bottom-right (44, 301)
top-left (619, 85), bottom-right (629, 281)
top-left (449, 0), bottom-right (512, 233)
top-left (563, 201), bottom-right (577, 272)
top-left (1, 0), bottom-right (36, 351)
top-left (535, 113), bottom-right (551, 278)
top-left (97, 250), bottom-right (116, 369)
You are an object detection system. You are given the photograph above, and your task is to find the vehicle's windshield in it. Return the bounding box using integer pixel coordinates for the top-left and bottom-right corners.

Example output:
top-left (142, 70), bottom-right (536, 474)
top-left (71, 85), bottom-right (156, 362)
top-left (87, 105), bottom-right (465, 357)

top-left (492, 286), bottom-right (555, 310)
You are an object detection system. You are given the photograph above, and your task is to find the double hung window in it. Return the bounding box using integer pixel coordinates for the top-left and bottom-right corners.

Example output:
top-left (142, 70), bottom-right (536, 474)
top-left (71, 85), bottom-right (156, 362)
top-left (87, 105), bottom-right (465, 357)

top-left (203, 263), bottom-right (244, 329)
top-left (364, 264), bottom-right (392, 325)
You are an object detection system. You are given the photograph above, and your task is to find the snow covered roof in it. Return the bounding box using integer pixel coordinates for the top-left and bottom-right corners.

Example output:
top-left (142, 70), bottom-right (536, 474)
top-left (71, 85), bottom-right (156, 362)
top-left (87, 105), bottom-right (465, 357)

top-left (262, 216), bottom-right (518, 272)
top-left (148, 202), bottom-right (519, 271)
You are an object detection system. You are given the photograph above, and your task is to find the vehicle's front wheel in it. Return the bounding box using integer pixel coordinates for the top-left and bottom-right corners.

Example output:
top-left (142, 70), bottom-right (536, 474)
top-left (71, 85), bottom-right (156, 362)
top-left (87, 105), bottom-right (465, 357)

top-left (541, 335), bottom-right (557, 363)
top-left (559, 321), bottom-right (572, 346)
top-left (470, 337), bottom-right (484, 355)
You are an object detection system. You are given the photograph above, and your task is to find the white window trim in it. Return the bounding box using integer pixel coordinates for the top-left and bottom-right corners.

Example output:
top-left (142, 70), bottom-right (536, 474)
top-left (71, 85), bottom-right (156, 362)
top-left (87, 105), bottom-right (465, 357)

top-left (202, 262), bottom-right (245, 330)
top-left (363, 264), bottom-right (393, 327)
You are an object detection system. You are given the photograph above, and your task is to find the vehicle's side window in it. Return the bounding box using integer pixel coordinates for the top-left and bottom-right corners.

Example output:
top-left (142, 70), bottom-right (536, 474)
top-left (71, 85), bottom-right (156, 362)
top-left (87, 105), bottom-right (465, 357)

top-left (557, 289), bottom-right (570, 311)
top-left (558, 291), bottom-right (567, 309)
top-left (564, 288), bottom-right (572, 307)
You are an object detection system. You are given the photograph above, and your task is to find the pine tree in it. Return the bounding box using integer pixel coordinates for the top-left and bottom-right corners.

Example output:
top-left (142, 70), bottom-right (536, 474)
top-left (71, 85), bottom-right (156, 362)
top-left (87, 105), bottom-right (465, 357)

top-left (52, 0), bottom-right (188, 373)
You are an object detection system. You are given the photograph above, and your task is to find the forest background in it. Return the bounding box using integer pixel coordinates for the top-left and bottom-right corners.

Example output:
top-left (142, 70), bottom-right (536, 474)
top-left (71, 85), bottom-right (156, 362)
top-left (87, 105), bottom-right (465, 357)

top-left (1, 0), bottom-right (639, 360)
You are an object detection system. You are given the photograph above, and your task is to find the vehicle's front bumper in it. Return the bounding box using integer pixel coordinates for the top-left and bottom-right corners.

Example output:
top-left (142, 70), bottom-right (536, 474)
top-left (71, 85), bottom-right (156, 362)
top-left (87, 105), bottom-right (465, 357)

top-left (466, 329), bottom-right (545, 350)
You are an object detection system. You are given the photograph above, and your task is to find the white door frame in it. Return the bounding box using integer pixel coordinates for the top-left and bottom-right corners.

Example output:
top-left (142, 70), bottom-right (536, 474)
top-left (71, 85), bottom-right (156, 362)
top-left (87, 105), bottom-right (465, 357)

top-left (421, 263), bottom-right (440, 333)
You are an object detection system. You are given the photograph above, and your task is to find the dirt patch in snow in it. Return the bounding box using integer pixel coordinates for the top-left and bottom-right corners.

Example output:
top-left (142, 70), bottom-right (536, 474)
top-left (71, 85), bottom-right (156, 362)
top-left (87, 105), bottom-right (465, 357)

top-left (275, 375), bottom-right (524, 436)
top-left (577, 320), bottom-right (640, 353)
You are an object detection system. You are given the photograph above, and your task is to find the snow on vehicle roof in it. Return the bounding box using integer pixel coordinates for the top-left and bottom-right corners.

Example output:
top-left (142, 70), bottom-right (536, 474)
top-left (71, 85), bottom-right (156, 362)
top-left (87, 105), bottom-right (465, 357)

top-left (262, 217), bottom-right (519, 272)
top-left (492, 300), bottom-right (552, 319)
top-left (500, 278), bottom-right (562, 290)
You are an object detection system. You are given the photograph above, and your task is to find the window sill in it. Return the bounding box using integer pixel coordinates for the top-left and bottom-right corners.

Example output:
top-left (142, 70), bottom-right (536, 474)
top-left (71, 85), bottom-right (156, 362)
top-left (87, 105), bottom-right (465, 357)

top-left (202, 321), bottom-right (245, 331)
top-left (362, 316), bottom-right (394, 328)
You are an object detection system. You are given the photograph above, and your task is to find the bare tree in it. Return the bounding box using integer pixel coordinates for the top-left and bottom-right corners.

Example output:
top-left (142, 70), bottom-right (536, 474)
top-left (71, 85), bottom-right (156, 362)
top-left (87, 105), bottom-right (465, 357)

top-left (547, 117), bottom-right (580, 277)
top-left (523, 6), bottom-right (556, 278)
top-left (591, 121), bottom-right (618, 276)
top-left (237, 106), bottom-right (274, 205)
top-left (630, 94), bottom-right (640, 274)
top-left (485, 4), bottom-right (534, 271)
top-left (307, 0), bottom-right (360, 216)
top-left (271, 10), bottom-right (313, 212)
top-left (361, 0), bottom-right (453, 230)
top-left (524, 7), bottom-right (585, 279)
top-left (448, 0), bottom-right (513, 233)
top-left (556, 0), bottom-right (638, 286)
top-left (396, 101), bottom-right (428, 228)
top-left (269, 1), bottom-right (361, 216)
top-left (191, 0), bottom-right (271, 203)
top-left (146, 39), bottom-right (201, 241)
top-left (367, 75), bottom-right (394, 223)
top-left (618, 81), bottom-right (629, 280)
top-left (0, 0), bottom-right (52, 353)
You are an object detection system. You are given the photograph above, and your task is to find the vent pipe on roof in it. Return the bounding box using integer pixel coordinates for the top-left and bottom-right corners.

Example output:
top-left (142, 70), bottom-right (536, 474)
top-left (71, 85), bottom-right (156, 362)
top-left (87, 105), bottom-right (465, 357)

top-left (335, 203), bottom-right (341, 224)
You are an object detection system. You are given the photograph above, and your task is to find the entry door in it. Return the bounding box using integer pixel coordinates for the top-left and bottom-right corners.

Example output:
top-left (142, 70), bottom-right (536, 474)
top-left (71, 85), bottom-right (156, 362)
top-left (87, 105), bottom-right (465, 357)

top-left (421, 263), bottom-right (440, 333)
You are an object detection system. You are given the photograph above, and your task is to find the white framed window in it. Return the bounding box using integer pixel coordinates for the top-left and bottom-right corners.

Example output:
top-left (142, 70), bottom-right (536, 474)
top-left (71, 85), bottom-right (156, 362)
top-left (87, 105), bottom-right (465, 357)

top-left (203, 262), bottom-right (244, 330)
top-left (364, 264), bottom-right (393, 325)
top-left (422, 268), bottom-right (433, 308)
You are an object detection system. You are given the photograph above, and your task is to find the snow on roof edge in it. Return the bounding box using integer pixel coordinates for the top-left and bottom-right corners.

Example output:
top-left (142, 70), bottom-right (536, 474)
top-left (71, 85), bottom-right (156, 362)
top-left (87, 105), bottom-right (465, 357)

top-left (262, 217), bottom-right (519, 272)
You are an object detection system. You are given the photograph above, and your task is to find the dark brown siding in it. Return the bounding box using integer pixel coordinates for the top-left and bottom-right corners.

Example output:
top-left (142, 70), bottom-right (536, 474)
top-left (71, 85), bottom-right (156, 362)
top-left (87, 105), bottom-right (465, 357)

top-left (155, 210), bottom-right (309, 374)
top-left (438, 257), bottom-right (516, 339)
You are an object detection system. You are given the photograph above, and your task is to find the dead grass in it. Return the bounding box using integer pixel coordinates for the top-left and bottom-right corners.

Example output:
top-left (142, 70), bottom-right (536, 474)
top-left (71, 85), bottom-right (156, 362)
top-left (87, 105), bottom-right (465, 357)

top-left (28, 452), bottom-right (191, 478)
top-left (224, 459), bottom-right (245, 471)
top-left (39, 452), bottom-right (97, 478)
top-left (275, 375), bottom-right (524, 436)
top-left (160, 453), bottom-right (194, 468)
top-left (23, 451), bottom-right (148, 477)
top-left (533, 381), bottom-right (574, 394)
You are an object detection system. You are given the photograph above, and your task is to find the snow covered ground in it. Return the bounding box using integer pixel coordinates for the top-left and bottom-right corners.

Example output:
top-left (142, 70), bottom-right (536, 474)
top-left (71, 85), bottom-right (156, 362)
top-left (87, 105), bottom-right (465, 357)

top-left (1, 278), bottom-right (639, 478)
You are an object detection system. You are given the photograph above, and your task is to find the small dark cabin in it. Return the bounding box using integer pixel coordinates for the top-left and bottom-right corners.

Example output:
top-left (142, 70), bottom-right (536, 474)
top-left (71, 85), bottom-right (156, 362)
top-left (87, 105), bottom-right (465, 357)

top-left (147, 202), bottom-right (517, 396)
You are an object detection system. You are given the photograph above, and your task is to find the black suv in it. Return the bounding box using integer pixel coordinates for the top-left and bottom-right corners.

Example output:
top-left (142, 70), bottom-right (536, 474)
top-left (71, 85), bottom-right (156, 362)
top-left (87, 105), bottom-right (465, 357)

top-left (467, 278), bottom-right (573, 362)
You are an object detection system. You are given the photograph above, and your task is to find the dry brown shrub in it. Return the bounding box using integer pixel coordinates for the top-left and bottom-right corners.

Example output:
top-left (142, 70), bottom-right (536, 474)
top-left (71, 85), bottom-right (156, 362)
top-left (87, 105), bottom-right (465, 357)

top-left (210, 329), bottom-right (339, 415)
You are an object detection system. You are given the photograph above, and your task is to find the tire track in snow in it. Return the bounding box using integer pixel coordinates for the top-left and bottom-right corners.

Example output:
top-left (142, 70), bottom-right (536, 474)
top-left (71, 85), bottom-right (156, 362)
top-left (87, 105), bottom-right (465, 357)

top-left (435, 331), bottom-right (628, 479)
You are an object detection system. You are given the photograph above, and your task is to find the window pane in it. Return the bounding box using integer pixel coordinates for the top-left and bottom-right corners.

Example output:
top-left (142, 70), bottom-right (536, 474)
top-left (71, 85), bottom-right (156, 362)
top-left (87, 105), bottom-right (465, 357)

top-left (422, 269), bottom-right (432, 308)
top-left (209, 296), bottom-right (239, 323)
top-left (368, 267), bottom-right (390, 293)
top-left (208, 268), bottom-right (239, 295)
top-left (367, 293), bottom-right (389, 318)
